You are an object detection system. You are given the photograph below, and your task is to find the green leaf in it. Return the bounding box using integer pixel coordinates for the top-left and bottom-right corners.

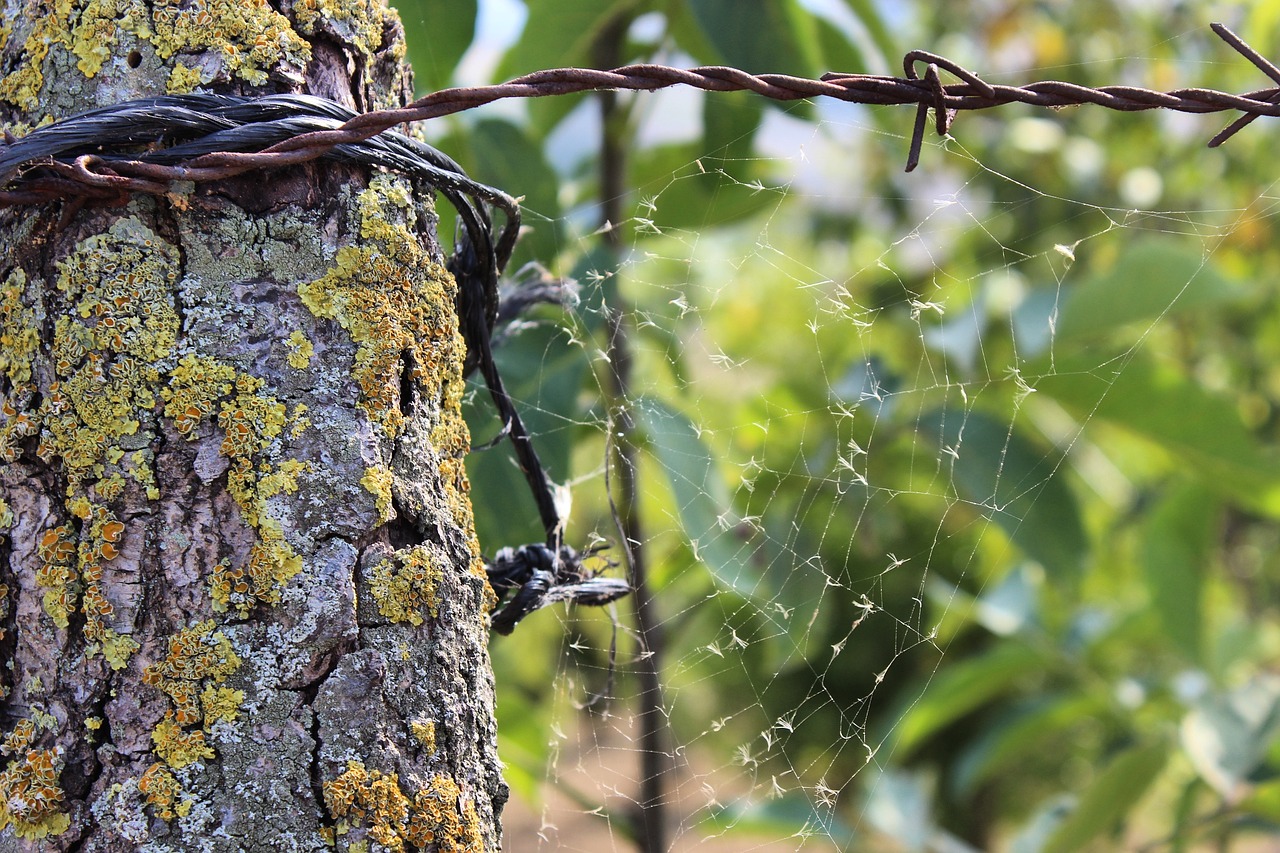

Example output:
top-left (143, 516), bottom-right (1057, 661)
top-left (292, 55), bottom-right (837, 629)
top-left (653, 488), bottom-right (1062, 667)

top-left (629, 143), bottom-right (782, 233)
top-left (497, 0), bottom-right (635, 76)
top-left (391, 0), bottom-right (478, 94)
top-left (1042, 740), bottom-right (1169, 853)
top-left (1142, 484), bottom-right (1216, 662)
top-left (465, 319), bottom-right (591, 548)
top-left (953, 694), bottom-right (1108, 795)
top-left (636, 397), bottom-right (756, 597)
top-left (465, 119), bottom-right (564, 267)
top-left (1034, 354), bottom-right (1280, 514)
top-left (703, 793), bottom-right (853, 843)
top-left (1009, 796), bottom-right (1075, 853)
top-left (1181, 677), bottom-right (1280, 798)
top-left (684, 0), bottom-right (820, 76)
top-left (918, 408), bottom-right (1087, 583)
top-left (1056, 238), bottom-right (1241, 343)
top-left (496, 0), bottom-right (638, 133)
top-left (891, 643), bottom-right (1047, 758)
top-left (701, 90), bottom-right (763, 180)
top-left (813, 13), bottom-right (867, 78)
top-left (836, 0), bottom-right (898, 71)
top-left (863, 768), bottom-right (935, 852)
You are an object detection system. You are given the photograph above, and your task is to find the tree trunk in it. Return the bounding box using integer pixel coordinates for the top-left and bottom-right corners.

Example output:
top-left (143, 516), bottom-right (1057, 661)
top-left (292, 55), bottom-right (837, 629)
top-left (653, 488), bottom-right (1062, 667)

top-left (0, 1), bottom-right (505, 849)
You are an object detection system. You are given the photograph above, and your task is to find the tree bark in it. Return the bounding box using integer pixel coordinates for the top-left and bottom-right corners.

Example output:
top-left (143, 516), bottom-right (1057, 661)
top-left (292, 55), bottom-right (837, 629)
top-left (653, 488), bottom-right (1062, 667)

top-left (0, 1), bottom-right (505, 849)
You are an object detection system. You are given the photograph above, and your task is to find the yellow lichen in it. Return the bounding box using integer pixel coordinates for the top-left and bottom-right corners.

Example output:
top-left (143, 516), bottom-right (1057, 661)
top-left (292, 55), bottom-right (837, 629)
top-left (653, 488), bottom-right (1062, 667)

top-left (0, 582), bottom-right (9, 665)
top-left (200, 685), bottom-right (243, 727)
top-left (42, 217), bottom-right (180, 490)
top-left (28, 709), bottom-right (55, 733)
top-left (323, 762), bottom-right (481, 853)
top-left (0, 747), bottom-right (70, 840)
top-left (165, 61), bottom-right (203, 93)
top-left (150, 715), bottom-right (214, 769)
top-left (369, 545), bottom-right (440, 626)
top-left (35, 524), bottom-right (77, 629)
top-left (289, 402), bottom-right (311, 438)
top-left (164, 354), bottom-right (307, 615)
top-left (257, 458), bottom-right (309, 499)
top-left (140, 619), bottom-right (242, 802)
top-left (210, 527), bottom-right (301, 616)
top-left (150, 0), bottom-right (311, 86)
top-left (0, 6), bottom-right (65, 112)
top-left (284, 329), bottom-right (314, 369)
top-left (143, 620), bottom-right (241, 733)
top-left (361, 464), bottom-right (395, 525)
top-left (138, 762), bottom-right (179, 820)
top-left (407, 775), bottom-right (484, 853)
top-left (69, 0), bottom-right (151, 78)
top-left (4, 0), bottom-right (263, 108)
top-left (409, 719), bottom-right (436, 753)
top-left (1, 721), bottom-right (36, 757)
top-left (99, 632), bottom-right (141, 671)
top-left (294, 0), bottom-right (385, 57)
top-left (298, 176), bottom-right (463, 438)
top-left (0, 269), bottom-right (38, 386)
top-left (162, 353), bottom-right (236, 440)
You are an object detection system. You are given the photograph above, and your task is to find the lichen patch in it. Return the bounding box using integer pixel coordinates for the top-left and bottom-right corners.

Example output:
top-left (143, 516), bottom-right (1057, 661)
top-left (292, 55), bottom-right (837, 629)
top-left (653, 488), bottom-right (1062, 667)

top-left (323, 760), bottom-right (484, 853)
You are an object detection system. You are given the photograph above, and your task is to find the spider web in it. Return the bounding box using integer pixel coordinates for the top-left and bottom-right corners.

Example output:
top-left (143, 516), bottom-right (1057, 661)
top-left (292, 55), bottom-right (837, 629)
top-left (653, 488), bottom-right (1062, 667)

top-left (460, 38), bottom-right (1272, 853)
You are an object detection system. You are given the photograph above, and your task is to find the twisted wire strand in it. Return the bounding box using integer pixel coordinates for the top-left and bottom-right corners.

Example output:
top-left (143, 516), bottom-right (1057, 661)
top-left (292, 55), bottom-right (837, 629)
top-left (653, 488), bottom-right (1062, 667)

top-left (0, 22), bottom-right (1274, 199)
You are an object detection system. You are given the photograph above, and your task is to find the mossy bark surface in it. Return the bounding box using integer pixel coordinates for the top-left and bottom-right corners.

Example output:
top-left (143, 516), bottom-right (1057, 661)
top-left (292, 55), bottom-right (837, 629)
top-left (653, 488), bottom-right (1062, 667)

top-left (0, 1), bottom-right (505, 849)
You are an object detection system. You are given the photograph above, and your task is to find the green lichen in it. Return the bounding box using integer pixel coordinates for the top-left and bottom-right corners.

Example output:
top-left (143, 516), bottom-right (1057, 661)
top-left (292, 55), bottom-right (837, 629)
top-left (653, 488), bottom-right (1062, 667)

top-left (369, 545), bottom-right (441, 627)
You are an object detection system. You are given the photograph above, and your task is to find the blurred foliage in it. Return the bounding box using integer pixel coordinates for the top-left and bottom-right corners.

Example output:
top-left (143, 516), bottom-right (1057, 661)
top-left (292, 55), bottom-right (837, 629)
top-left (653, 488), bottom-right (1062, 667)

top-left (393, 0), bottom-right (1280, 849)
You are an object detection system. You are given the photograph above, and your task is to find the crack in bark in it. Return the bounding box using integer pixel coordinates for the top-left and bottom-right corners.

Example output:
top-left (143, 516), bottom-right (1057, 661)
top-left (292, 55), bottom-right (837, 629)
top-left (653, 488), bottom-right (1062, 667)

top-left (297, 652), bottom-right (342, 832)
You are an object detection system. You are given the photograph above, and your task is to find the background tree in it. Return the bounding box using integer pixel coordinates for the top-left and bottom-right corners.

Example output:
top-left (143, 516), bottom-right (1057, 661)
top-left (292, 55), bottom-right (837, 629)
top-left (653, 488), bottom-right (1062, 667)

top-left (0, 0), bottom-right (505, 849)
top-left (415, 1), bottom-right (1280, 851)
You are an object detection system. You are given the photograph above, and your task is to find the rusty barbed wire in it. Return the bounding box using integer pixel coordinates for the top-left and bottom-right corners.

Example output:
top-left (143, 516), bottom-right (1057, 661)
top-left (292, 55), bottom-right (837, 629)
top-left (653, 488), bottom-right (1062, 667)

top-left (0, 21), bottom-right (1277, 205)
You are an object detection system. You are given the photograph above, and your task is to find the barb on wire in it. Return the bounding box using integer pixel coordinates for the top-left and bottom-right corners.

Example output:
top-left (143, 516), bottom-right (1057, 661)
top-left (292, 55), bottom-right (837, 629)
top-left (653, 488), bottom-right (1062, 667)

top-left (0, 21), bottom-right (1275, 198)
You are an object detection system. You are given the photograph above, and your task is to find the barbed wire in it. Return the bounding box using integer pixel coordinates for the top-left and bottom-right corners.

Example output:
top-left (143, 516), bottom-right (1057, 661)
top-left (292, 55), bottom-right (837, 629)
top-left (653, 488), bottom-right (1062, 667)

top-left (0, 21), bottom-right (1275, 205)
top-left (1, 19), bottom-right (1273, 630)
